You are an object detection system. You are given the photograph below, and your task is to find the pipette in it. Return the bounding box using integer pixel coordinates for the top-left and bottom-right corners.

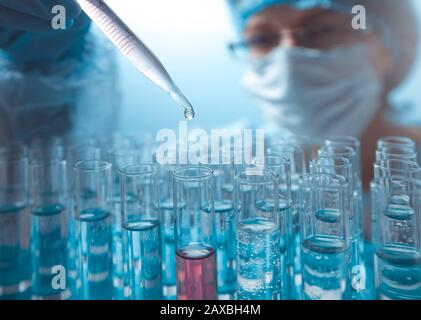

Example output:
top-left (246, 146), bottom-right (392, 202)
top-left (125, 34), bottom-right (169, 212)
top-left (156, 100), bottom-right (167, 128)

top-left (76, 0), bottom-right (195, 120)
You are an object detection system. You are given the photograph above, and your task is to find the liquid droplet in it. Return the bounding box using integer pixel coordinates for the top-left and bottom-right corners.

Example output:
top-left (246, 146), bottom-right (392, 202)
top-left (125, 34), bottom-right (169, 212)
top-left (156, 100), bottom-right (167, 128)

top-left (184, 108), bottom-right (195, 120)
top-left (170, 88), bottom-right (195, 120)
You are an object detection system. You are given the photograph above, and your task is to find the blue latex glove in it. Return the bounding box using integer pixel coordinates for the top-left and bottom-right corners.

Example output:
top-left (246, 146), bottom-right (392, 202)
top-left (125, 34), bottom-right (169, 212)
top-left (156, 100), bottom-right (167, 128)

top-left (0, 0), bottom-right (91, 66)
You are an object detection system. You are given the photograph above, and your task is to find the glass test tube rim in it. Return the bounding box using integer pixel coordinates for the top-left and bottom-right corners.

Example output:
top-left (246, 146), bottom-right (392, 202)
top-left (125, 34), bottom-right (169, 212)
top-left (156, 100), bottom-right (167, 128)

top-left (73, 159), bottom-right (112, 172)
top-left (234, 168), bottom-right (278, 186)
top-left (172, 166), bottom-right (213, 181)
top-left (325, 135), bottom-right (361, 149)
top-left (312, 156), bottom-right (352, 170)
top-left (69, 146), bottom-right (105, 166)
top-left (251, 156), bottom-right (291, 187)
top-left (298, 172), bottom-right (347, 188)
top-left (267, 142), bottom-right (303, 154)
top-left (266, 142), bottom-right (306, 168)
top-left (120, 163), bottom-right (160, 176)
top-left (253, 155), bottom-right (291, 168)
top-left (377, 136), bottom-right (417, 149)
top-left (319, 145), bottom-right (356, 157)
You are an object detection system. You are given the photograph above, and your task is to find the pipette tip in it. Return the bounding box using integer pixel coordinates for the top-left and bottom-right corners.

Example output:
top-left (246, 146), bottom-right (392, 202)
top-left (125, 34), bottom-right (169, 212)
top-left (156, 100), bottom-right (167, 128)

top-left (170, 89), bottom-right (195, 121)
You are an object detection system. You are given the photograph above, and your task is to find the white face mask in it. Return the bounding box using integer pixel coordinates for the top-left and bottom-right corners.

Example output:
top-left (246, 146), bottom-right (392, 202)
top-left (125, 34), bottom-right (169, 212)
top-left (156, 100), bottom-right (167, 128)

top-left (242, 44), bottom-right (383, 138)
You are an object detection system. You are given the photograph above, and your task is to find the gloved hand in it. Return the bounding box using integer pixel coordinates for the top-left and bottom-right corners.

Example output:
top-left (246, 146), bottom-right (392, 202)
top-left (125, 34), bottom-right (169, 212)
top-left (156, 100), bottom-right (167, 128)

top-left (0, 0), bottom-right (91, 66)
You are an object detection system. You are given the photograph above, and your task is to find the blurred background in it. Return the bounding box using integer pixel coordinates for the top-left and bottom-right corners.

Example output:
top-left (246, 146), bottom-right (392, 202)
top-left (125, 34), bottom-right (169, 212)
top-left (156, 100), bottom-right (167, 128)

top-left (105, 0), bottom-right (421, 133)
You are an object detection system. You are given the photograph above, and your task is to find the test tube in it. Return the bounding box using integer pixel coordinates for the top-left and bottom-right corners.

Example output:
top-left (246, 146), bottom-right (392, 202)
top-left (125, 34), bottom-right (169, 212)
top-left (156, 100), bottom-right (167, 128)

top-left (325, 136), bottom-right (362, 175)
top-left (220, 143), bottom-right (248, 196)
top-left (372, 138), bottom-right (418, 236)
top-left (66, 143), bottom-right (106, 298)
top-left (157, 162), bottom-right (178, 300)
top-left (319, 145), bottom-right (360, 181)
top-left (107, 144), bottom-right (140, 299)
top-left (234, 168), bottom-right (281, 300)
top-left (128, 132), bottom-right (156, 163)
top-left (311, 157), bottom-right (354, 226)
top-left (267, 143), bottom-right (306, 180)
top-left (120, 164), bottom-right (163, 300)
top-left (324, 136), bottom-right (362, 212)
top-left (0, 145), bottom-right (31, 299)
top-left (310, 158), bottom-right (354, 242)
top-left (74, 160), bottom-right (114, 300)
top-left (29, 158), bottom-right (69, 299)
top-left (311, 156), bottom-right (369, 298)
top-left (173, 166), bottom-right (217, 300)
top-left (205, 156), bottom-right (237, 300)
top-left (267, 135), bottom-right (315, 172)
top-left (298, 173), bottom-right (350, 300)
top-left (372, 160), bottom-right (421, 246)
top-left (153, 142), bottom-right (186, 300)
top-left (318, 145), bottom-right (363, 241)
top-left (374, 176), bottom-right (421, 300)
top-left (267, 142), bottom-right (306, 298)
top-left (30, 137), bottom-right (65, 162)
top-left (253, 156), bottom-right (292, 299)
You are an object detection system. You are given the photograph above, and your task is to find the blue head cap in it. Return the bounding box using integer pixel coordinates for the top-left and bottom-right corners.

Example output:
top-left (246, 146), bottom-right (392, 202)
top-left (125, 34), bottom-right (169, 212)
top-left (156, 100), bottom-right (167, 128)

top-left (227, 0), bottom-right (419, 91)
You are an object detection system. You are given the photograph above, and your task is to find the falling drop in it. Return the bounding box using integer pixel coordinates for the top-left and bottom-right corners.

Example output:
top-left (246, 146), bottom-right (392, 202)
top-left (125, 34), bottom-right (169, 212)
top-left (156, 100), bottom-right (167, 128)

top-left (184, 108), bottom-right (195, 120)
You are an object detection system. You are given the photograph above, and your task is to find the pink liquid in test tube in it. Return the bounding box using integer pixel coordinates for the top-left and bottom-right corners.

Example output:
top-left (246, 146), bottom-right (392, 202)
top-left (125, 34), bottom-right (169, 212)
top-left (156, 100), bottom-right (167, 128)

top-left (176, 244), bottom-right (217, 300)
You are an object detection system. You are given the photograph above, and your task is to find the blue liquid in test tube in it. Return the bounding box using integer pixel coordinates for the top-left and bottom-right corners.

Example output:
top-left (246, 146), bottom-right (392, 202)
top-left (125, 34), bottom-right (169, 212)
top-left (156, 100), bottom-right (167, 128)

top-left (74, 161), bottom-right (114, 299)
top-left (31, 204), bottom-right (69, 299)
top-left (0, 205), bottom-right (31, 300)
top-left (161, 201), bottom-right (176, 299)
top-left (30, 158), bottom-right (70, 299)
top-left (0, 147), bottom-right (31, 300)
top-left (123, 219), bottom-right (162, 299)
top-left (298, 175), bottom-right (350, 300)
top-left (120, 164), bottom-right (163, 300)
top-left (302, 232), bottom-right (349, 300)
top-left (157, 161), bottom-right (178, 300)
top-left (77, 208), bottom-right (113, 299)
top-left (214, 201), bottom-right (237, 298)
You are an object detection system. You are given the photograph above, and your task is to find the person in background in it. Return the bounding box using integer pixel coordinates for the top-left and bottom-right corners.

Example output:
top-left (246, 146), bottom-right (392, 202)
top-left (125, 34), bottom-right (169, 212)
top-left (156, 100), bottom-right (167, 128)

top-left (227, 0), bottom-right (420, 187)
top-left (0, 0), bottom-right (119, 145)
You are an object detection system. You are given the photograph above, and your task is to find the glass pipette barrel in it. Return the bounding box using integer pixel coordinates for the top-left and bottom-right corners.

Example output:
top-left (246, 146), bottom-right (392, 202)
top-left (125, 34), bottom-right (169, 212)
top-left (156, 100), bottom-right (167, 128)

top-left (76, 0), bottom-right (195, 120)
